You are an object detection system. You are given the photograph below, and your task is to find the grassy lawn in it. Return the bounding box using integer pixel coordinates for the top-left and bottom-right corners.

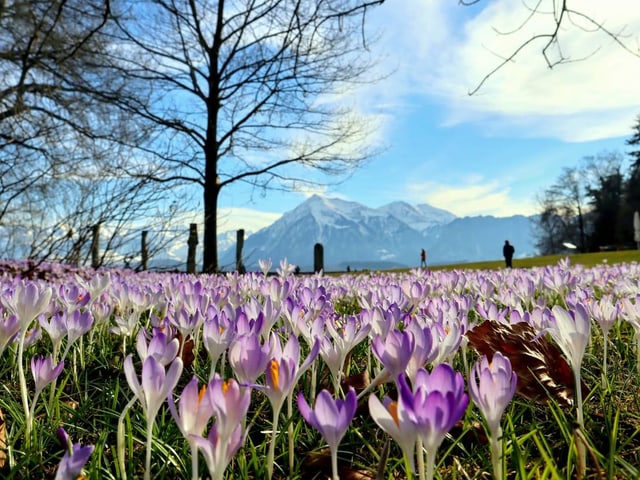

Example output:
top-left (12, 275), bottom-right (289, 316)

top-left (425, 248), bottom-right (640, 271)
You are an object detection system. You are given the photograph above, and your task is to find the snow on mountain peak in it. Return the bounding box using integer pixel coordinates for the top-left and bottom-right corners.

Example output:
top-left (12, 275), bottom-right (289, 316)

top-left (219, 195), bottom-right (537, 271)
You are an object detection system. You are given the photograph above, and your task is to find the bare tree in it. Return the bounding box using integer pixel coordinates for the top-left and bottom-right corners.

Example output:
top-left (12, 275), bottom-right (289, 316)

top-left (534, 152), bottom-right (628, 254)
top-left (0, 0), bottom-right (182, 265)
top-left (0, 140), bottom-right (186, 269)
top-left (102, 0), bottom-right (386, 272)
top-left (534, 166), bottom-right (588, 254)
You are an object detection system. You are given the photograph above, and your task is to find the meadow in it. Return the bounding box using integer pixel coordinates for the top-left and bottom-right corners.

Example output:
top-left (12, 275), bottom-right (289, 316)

top-left (1, 252), bottom-right (640, 479)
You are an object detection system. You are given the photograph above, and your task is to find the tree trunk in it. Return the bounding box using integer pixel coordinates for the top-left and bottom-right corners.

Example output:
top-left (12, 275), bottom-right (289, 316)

top-left (203, 179), bottom-right (219, 273)
top-left (201, 0), bottom-right (225, 274)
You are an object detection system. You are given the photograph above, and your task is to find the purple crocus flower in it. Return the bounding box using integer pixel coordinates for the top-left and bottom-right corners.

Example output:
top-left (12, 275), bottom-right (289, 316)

top-left (169, 376), bottom-right (214, 480)
top-left (56, 283), bottom-right (91, 312)
top-left (61, 310), bottom-right (93, 353)
top-left (23, 326), bottom-right (42, 348)
top-left (428, 320), bottom-right (463, 366)
top-left (320, 314), bottom-right (371, 389)
top-left (4, 280), bottom-right (53, 330)
top-left (124, 354), bottom-right (183, 480)
top-left (263, 335), bottom-right (320, 412)
top-left (468, 352), bottom-right (517, 437)
top-left (169, 375), bottom-right (214, 438)
top-left (397, 364), bottom-right (469, 480)
top-left (192, 420), bottom-right (246, 480)
top-left (372, 329), bottom-right (415, 381)
top-left (31, 355), bottom-right (65, 395)
top-left (55, 427), bottom-right (94, 480)
top-left (168, 306), bottom-right (204, 346)
top-left (468, 352), bottom-right (516, 480)
top-left (546, 303), bottom-right (590, 472)
top-left (297, 387), bottom-right (357, 480)
top-left (135, 327), bottom-right (180, 366)
top-left (40, 312), bottom-right (68, 358)
top-left (124, 354), bottom-right (183, 422)
top-left (258, 258), bottom-right (272, 275)
top-left (401, 365), bottom-right (469, 444)
top-left (0, 313), bottom-right (20, 358)
top-left (368, 394), bottom-right (418, 473)
top-left (547, 304), bottom-right (591, 376)
top-left (259, 334), bottom-right (320, 479)
top-left (206, 374), bottom-right (252, 440)
top-left (228, 332), bottom-right (273, 384)
top-left (404, 321), bottom-right (436, 383)
top-left (202, 308), bottom-right (235, 374)
top-left (183, 375), bottom-right (251, 480)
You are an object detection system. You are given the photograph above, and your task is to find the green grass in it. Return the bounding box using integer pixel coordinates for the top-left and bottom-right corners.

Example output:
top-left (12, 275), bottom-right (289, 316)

top-left (424, 249), bottom-right (640, 271)
top-left (3, 258), bottom-right (640, 478)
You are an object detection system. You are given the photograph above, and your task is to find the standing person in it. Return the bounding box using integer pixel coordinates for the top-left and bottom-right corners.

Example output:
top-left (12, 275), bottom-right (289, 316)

top-left (503, 240), bottom-right (515, 268)
top-left (420, 248), bottom-right (427, 268)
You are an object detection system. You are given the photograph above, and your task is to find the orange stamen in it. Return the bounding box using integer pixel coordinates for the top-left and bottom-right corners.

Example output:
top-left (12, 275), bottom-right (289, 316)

top-left (387, 401), bottom-right (400, 427)
top-left (222, 379), bottom-right (231, 394)
top-left (269, 359), bottom-right (280, 390)
top-left (198, 385), bottom-right (207, 406)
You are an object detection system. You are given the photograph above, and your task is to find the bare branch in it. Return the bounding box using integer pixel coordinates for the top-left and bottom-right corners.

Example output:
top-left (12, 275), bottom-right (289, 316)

top-left (467, 1), bottom-right (640, 95)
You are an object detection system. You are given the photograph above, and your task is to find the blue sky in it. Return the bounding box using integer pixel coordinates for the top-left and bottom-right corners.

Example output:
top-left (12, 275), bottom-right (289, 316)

top-left (210, 0), bottom-right (640, 234)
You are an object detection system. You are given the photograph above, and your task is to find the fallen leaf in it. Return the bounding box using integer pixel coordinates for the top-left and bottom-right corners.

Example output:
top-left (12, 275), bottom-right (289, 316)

top-left (176, 332), bottom-right (195, 369)
top-left (0, 407), bottom-right (6, 468)
top-left (467, 320), bottom-right (589, 408)
top-left (302, 449), bottom-right (375, 479)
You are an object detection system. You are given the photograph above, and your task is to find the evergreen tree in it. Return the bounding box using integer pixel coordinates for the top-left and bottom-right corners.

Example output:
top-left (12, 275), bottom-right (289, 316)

top-left (587, 170), bottom-right (625, 250)
top-left (623, 115), bottom-right (640, 243)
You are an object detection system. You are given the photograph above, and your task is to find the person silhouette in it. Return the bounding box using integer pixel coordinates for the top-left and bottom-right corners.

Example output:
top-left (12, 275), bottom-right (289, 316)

top-left (503, 240), bottom-right (515, 268)
top-left (420, 248), bottom-right (427, 268)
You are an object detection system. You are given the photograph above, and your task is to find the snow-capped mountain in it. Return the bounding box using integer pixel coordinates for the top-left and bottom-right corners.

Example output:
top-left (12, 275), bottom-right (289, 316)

top-left (219, 194), bottom-right (538, 271)
top-left (377, 201), bottom-right (456, 231)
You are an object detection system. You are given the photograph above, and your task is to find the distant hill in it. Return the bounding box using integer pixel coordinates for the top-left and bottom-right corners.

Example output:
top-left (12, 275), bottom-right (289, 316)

top-left (219, 195), bottom-right (538, 272)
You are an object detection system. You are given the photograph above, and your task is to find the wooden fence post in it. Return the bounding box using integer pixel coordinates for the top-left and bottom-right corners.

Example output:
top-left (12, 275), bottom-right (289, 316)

top-left (141, 231), bottom-right (148, 271)
top-left (236, 229), bottom-right (245, 273)
top-left (187, 223), bottom-right (198, 274)
top-left (314, 243), bottom-right (324, 273)
top-left (91, 224), bottom-right (100, 268)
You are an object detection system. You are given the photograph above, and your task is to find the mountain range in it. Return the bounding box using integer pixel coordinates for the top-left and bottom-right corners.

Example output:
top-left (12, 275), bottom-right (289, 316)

top-left (218, 195), bottom-right (538, 272)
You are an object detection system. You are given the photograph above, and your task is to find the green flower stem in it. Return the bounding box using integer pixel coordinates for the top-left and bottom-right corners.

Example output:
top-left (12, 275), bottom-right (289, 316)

top-left (16, 329), bottom-right (31, 448)
top-left (288, 393), bottom-right (294, 474)
top-left (117, 397), bottom-right (138, 480)
top-left (416, 438), bottom-right (426, 480)
top-left (267, 405), bottom-right (281, 480)
top-left (602, 336), bottom-right (609, 391)
top-left (574, 367), bottom-right (586, 478)
top-left (404, 454), bottom-right (414, 480)
top-left (635, 332), bottom-right (640, 374)
top-left (145, 418), bottom-right (153, 480)
top-left (48, 343), bottom-right (61, 413)
top-left (425, 447), bottom-right (436, 480)
top-left (310, 363), bottom-right (317, 403)
top-left (490, 426), bottom-right (504, 480)
top-left (190, 441), bottom-right (199, 480)
top-left (331, 445), bottom-right (339, 480)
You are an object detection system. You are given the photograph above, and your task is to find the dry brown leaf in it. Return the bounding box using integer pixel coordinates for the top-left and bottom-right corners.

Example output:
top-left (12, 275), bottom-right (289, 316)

top-left (467, 320), bottom-right (589, 408)
top-left (0, 407), bottom-right (6, 469)
top-left (302, 449), bottom-right (375, 480)
top-left (176, 332), bottom-right (195, 369)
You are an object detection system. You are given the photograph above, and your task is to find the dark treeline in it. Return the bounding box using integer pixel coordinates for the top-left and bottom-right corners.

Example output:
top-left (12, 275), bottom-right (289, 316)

top-left (536, 115), bottom-right (640, 255)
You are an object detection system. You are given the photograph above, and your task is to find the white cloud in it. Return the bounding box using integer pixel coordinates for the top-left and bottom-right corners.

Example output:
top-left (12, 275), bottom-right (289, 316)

top-left (155, 206), bottom-right (281, 236)
top-left (217, 207), bottom-right (281, 233)
top-left (407, 178), bottom-right (539, 217)
top-left (369, 0), bottom-right (640, 142)
top-left (289, 184), bottom-right (328, 198)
